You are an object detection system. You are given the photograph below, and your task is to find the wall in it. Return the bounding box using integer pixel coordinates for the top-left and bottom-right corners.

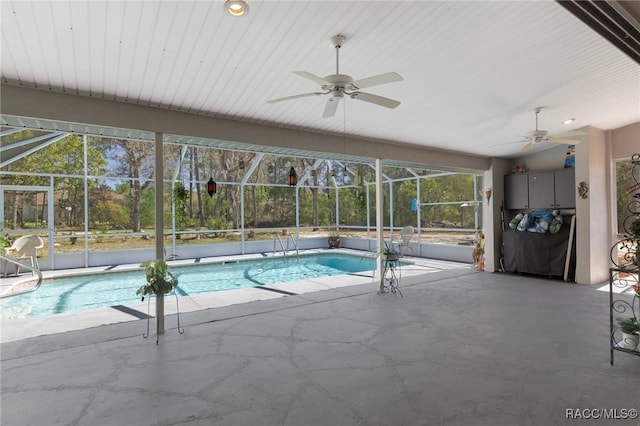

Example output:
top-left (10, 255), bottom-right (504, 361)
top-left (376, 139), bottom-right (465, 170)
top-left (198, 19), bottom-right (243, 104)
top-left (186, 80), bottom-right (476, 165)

top-left (41, 236), bottom-right (471, 270)
top-left (611, 122), bottom-right (640, 160)
top-left (484, 158), bottom-right (510, 272)
top-left (511, 144), bottom-right (571, 172)
top-left (575, 126), bottom-right (609, 284)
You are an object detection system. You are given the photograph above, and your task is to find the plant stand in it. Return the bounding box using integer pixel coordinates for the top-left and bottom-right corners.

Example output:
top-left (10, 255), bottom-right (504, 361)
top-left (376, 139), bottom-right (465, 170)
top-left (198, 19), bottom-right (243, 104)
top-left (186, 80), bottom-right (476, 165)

top-left (609, 265), bottom-right (639, 364)
top-left (378, 257), bottom-right (403, 297)
top-left (609, 153), bottom-right (640, 364)
top-left (143, 290), bottom-right (185, 344)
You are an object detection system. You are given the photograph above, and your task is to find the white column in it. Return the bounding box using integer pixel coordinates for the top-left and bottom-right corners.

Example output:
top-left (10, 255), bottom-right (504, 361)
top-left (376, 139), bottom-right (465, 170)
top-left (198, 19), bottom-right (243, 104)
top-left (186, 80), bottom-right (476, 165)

top-left (376, 159), bottom-right (384, 290)
top-left (484, 158), bottom-right (509, 273)
top-left (154, 132), bottom-right (164, 335)
top-left (83, 135), bottom-right (89, 267)
top-left (575, 126), bottom-right (609, 284)
top-left (295, 184), bottom-right (300, 245)
top-left (240, 185), bottom-right (245, 254)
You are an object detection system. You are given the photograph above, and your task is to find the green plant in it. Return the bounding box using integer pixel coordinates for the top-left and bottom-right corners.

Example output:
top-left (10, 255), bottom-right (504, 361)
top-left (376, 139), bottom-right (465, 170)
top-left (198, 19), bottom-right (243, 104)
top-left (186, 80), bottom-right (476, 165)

top-left (380, 240), bottom-right (410, 259)
top-left (382, 240), bottom-right (398, 256)
top-left (328, 229), bottom-right (341, 248)
top-left (173, 182), bottom-right (190, 231)
top-left (616, 317), bottom-right (640, 334)
top-left (379, 241), bottom-right (411, 257)
top-left (0, 230), bottom-right (9, 250)
top-left (630, 218), bottom-right (640, 239)
top-left (136, 259), bottom-right (178, 301)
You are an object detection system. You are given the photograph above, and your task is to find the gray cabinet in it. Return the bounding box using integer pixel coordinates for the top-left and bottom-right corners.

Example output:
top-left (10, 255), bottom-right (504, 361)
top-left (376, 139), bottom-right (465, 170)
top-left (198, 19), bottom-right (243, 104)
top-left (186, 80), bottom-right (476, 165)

top-left (528, 171), bottom-right (555, 209)
top-left (504, 174), bottom-right (529, 209)
top-left (504, 168), bottom-right (576, 210)
top-left (553, 168), bottom-right (576, 208)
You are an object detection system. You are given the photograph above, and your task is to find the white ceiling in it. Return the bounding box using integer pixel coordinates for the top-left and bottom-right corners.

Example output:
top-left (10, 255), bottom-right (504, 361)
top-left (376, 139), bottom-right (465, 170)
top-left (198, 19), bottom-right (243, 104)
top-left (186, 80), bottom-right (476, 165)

top-left (1, 0), bottom-right (639, 160)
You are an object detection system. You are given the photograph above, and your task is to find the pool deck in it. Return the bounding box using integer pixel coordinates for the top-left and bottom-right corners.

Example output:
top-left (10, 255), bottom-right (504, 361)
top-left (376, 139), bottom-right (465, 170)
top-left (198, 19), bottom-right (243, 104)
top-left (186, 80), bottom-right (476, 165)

top-left (3, 252), bottom-right (639, 426)
top-left (0, 249), bottom-right (470, 343)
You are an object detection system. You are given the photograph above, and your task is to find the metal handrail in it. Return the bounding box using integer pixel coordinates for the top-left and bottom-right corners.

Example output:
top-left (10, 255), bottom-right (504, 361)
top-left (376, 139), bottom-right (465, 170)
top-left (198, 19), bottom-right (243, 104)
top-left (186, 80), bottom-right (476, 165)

top-left (0, 253), bottom-right (43, 298)
top-left (273, 235), bottom-right (287, 257)
top-left (286, 234), bottom-right (299, 257)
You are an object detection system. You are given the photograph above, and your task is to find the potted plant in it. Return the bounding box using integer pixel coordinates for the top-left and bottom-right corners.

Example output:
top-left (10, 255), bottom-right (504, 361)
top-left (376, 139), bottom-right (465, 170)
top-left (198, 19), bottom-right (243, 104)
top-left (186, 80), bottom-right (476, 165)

top-left (136, 259), bottom-right (179, 301)
top-left (630, 218), bottom-right (640, 267)
top-left (616, 317), bottom-right (640, 350)
top-left (328, 229), bottom-right (341, 249)
top-left (381, 240), bottom-right (401, 262)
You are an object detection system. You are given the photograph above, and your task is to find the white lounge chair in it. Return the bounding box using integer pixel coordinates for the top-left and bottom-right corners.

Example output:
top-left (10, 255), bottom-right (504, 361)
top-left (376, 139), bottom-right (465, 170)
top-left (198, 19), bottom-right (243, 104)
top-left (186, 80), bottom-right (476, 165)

top-left (3, 235), bottom-right (44, 277)
top-left (399, 226), bottom-right (414, 256)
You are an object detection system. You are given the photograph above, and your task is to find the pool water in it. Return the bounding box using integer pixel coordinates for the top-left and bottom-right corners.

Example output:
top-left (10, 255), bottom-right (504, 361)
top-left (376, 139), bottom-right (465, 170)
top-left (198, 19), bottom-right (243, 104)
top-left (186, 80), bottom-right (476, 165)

top-left (0, 253), bottom-right (377, 318)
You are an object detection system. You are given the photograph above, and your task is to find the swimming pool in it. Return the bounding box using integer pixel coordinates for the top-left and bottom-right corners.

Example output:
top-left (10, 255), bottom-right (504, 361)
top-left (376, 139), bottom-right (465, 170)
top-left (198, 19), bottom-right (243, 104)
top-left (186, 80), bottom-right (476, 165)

top-left (0, 253), bottom-right (378, 318)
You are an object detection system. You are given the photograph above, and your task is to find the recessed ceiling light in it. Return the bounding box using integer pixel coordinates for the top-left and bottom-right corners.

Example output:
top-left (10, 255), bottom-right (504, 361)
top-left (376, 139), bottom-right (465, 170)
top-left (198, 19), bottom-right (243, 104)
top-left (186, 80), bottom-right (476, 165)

top-left (562, 118), bottom-right (575, 125)
top-left (225, 0), bottom-right (249, 17)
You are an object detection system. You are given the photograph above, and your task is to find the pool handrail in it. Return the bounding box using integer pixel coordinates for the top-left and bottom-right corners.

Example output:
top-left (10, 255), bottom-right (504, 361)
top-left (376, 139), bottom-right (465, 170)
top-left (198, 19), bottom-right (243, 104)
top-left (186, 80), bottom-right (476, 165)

top-left (286, 234), bottom-right (299, 257)
top-left (0, 253), bottom-right (43, 298)
top-left (273, 234), bottom-right (299, 258)
top-left (273, 235), bottom-right (287, 257)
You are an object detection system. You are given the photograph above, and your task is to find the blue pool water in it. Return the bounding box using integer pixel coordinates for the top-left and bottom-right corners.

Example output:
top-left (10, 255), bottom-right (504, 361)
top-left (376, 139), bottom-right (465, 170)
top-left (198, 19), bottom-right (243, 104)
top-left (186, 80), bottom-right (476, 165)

top-left (0, 253), bottom-right (377, 318)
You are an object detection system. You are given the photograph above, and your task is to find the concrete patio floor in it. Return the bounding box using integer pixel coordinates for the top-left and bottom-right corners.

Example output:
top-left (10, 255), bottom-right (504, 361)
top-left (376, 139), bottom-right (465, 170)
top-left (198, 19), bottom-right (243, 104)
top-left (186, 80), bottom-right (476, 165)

top-left (1, 267), bottom-right (639, 426)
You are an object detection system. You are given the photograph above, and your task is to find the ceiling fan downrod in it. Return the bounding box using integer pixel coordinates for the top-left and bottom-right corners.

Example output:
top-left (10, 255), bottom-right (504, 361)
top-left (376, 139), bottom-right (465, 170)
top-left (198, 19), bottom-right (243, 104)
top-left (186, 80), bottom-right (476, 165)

top-left (534, 106), bottom-right (543, 131)
top-left (332, 35), bottom-right (345, 75)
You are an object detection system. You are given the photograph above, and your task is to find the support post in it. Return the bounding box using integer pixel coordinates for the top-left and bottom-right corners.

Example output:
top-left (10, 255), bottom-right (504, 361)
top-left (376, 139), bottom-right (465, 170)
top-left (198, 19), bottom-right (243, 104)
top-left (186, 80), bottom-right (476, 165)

top-left (376, 159), bottom-right (384, 291)
top-left (295, 184), bottom-right (300, 246)
top-left (83, 135), bottom-right (89, 268)
top-left (154, 132), bottom-right (165, 336)
top-left (240, 185), bottom-right (245, 254)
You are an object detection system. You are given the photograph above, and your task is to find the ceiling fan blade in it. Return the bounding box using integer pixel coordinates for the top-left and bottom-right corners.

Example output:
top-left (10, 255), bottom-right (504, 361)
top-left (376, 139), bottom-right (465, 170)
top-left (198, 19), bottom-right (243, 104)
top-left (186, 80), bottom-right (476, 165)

top-left (292, 71), bottom-right (330, 86)
top-left (521, 142), bottom-right (533, 152)
top-left (489, 140), bottom-right (528, 148)
top-left (349, 92), bottom-right (400, 109)
top-left (551, 130), bottom-right (585, 138)
top-left (322, 98), bottom-right (340, 118)
top-left (267, 92), bottom-right (325, 104)
top-left (548, 138), bottom-right (583, 145)
top-left (352, 72), bottom-right (403, 90)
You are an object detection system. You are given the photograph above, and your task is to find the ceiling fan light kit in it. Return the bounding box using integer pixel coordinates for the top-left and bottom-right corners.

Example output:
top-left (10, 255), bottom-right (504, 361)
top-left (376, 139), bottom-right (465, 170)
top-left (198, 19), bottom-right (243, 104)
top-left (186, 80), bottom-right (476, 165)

top-left (268, 34), bottom-right (403, 117)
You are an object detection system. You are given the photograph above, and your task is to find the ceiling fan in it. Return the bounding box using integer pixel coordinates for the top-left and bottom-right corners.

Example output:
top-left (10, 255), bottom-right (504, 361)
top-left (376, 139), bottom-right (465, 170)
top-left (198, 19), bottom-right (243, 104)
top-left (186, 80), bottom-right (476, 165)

top-left (267, 34), bottom-right (403, 118)
top-left (515, 107), bottom-right (585, 152)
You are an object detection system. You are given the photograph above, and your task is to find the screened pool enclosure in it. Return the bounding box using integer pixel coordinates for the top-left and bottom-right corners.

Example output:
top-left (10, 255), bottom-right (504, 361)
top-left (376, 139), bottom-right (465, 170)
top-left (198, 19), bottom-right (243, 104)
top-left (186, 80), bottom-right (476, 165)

top-left (1, 127), bottom-right (483, 270)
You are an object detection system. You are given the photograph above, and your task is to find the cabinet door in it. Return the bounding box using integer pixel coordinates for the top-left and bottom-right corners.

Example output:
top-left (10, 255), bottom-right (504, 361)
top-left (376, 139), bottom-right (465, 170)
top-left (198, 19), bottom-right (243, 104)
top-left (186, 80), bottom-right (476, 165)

top-left (554, 168), bottom-right (575, 208)
top-left (504, 174), bottom-right (529, 209)
top-left (528, 171), bottom-right (555, 209)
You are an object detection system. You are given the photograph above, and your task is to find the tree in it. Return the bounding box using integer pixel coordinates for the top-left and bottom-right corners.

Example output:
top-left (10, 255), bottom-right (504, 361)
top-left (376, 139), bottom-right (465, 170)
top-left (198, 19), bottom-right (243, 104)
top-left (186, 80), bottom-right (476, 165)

top-left (103, 139), bottom-right (155, 232)
top-left (2, 132), bottom-right (106, 229)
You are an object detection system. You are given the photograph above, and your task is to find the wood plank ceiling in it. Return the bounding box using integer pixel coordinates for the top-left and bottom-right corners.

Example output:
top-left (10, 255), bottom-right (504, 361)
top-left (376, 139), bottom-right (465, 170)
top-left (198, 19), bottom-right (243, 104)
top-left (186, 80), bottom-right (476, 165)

top-left (1, 1), bottom-right (638, 159)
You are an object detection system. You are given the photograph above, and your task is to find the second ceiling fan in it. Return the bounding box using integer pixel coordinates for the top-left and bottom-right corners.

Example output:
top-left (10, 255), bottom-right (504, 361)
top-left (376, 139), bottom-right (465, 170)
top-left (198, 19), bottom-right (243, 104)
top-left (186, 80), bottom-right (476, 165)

top-left (267, 34), bottom-right (403, 118)
top-left (517, 107), bottom-right (584, 151)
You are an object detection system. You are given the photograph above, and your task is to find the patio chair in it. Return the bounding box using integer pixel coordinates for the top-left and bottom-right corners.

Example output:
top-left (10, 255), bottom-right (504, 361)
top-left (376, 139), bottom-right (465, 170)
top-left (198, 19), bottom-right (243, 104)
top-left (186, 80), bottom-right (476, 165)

top-left (399, 226), bottom-right (414, 256)
top-left (3, 235), bottom-right (44, 277)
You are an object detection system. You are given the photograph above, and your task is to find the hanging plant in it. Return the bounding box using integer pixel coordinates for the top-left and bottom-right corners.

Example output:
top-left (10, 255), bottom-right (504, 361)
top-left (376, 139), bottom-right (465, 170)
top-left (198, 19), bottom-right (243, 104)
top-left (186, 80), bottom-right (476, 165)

top-left (174, 182), bottom-right (189, 201)
top-left (174, 182), bottom-right (190, 231)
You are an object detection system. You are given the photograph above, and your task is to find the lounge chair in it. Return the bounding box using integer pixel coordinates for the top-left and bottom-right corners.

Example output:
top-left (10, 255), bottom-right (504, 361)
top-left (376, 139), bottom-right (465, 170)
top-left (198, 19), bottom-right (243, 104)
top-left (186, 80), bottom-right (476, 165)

top-left (399, 226), bottom-right (414, 256)
top-left (3, 235), bottom-right (44, 277)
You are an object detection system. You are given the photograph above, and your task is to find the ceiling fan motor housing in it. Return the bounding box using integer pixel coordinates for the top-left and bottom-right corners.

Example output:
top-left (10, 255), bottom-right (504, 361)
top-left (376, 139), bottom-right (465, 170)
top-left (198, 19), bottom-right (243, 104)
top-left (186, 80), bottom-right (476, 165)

top-left (322, 74), bottom-right (355, 92)
top-left (527, 129), bottom-right (549, 139)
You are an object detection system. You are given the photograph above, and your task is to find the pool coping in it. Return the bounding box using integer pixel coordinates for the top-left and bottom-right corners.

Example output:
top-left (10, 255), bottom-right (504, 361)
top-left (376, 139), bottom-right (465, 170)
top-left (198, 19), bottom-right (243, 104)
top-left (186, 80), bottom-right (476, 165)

top-left (0, 249), bottom-right (473, 344)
